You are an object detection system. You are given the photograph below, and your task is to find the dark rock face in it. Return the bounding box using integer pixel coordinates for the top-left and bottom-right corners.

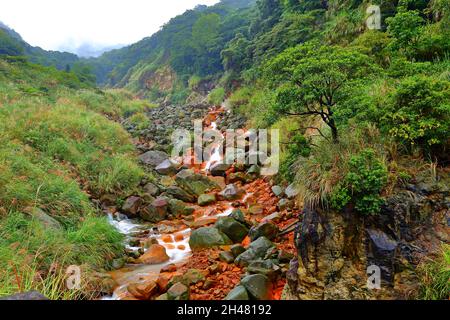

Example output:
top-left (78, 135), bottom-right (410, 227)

top-left (287, 177), bottom-right (450, 300)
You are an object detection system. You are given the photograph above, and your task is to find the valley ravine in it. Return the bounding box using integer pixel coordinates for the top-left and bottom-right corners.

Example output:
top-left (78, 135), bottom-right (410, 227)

top-left (104, 104), bottom-right (298, 300)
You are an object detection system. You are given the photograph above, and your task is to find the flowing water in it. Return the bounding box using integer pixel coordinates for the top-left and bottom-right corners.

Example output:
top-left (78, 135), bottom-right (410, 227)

top-left (103, 108), bottom-right (248, 300)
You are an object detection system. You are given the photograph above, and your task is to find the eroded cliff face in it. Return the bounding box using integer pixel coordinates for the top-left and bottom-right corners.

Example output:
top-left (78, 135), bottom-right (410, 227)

top-left (285, 174), bottom-right (449, 300)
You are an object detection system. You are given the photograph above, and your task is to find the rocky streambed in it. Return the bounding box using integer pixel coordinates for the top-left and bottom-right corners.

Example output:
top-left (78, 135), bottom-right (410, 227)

top-left (102, 103), bottom-right (299, 300)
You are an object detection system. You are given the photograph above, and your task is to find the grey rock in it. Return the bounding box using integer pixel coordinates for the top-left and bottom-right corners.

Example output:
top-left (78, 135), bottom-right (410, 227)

top-left (189, 227), bottom-right (232, 249)
top-left (139, 150), bottom-right (169, 167)
top-left (240, 274), bottom-right (270, 300)
top-left (224, 285), bottom-right (249, 300)
top-left (215, 216), bottom-right (249, 243)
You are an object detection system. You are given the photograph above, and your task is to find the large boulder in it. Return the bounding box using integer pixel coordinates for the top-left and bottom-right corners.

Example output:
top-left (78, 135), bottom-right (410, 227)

top-left (240, 274), bottom-right (271, 300)
top-left (140, 197), bottom-right (169, 222)
top-left (166, 186), bottom-right (196, 203)
top-left (189, 227), bottom-right (232, 249)
top-left (139, 150), bottom-right (169, 167)
top-left (198, 194), bottom-right (217, 206)
top-left (175, 169), bottom-right (219, 197)
top-left (215, 217), bottom-right (249, 243)
top-left (121, 196), bottom-right (142, 217)
top-left (137, 244), bottom-right (170, 264)
top-left (218, 184), bottom-right (245, 201)
top-left (155, 159), bottom-right (178, 175)
top-left (168, 199), bottom-right (195, 217)
top-left (235, 237), bottom-right (275, 267)
top-left (224, 285), bottom-right (249, 300)
top-left (209, 162), bottom-right (232, 177)
top-left (249, 221), bottom-right (279, 241)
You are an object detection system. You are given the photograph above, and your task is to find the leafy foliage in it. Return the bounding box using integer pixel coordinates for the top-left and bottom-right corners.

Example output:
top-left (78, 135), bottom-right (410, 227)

top-left (330, 149), bottom-right (388, 215)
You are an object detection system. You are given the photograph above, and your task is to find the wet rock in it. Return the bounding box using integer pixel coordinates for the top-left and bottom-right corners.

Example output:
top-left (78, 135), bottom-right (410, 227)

top-left (215, 216), bottom-right (249, 243)
top-left (168, 199), bottom-right (195, 217)
top-left (176, 169), bottom-right (219, 197)
top-left (189, 227), bottom-right (232, 249)
top-left (231, 244), bottom-right (246, 257)
top-left (235, 237), bottom-right (275, 267)
top-left (160, 264), bottom-right (177, 273)
top-left (247, 260), bottom-right (281, 280)
top-left (189, 216), bottom-right (218, 228)
top-left (121, 196), bottom-right (142, 217)
top-left (156, 159), bottom-right (178, 175)
top-left (218, 184), bottom-right (245, 201)
top-left (249, 221), bottom-right (279, 241)
top-left (198, 194), bottom-right (217, 206)
top-left (240, 274), bottom-right (270, 300)
top-left (230, 209), bottom-right (249, 226)
top-left (219, 251), bottom-right (235, 263)
top-left (127, 280), bottom-right (158, 300)
top-left (167, 282), bottom-right (189, 300)
top-left (23, 207), bottom-right (62, 231)
top-left (285, 183), bottom-right (300, 199)
top-left (210, 162), bottom-right (232, 177)
top-left (137, 244), bottom-right (170, 264)
top-left (224, 285), bottom-right (249, 300)
top-left (166, 186), bottom-right (196, 203)
top-left (139, 150), bottom-right (169, 167)
top-left (366, 228), bottom-right (398, 283)
top-left (140, 197), bottom-right (169, 222)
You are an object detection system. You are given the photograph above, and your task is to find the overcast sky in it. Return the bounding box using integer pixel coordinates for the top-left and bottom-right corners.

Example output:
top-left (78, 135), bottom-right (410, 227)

top-left (0, 0), bottom-right (219, 56)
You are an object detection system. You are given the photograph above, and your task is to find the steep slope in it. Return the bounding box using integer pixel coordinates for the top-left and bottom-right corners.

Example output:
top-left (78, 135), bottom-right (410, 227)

top-left (86, 0), bottom-right (256, 101)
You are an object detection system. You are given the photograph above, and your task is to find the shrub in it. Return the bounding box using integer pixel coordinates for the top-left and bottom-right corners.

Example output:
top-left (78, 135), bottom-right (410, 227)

top-left (208, 87), bottom-right (226, 106)
top-left (330, 149), bottom-right (388, 215)
top-left (382, 75), bottom-right (450, 158)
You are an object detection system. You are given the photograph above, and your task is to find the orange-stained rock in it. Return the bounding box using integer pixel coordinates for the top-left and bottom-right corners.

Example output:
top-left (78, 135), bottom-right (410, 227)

top-left (127, 280), bottom-right (158, 300)
top-left (156, 273), bottom-right (172, 292)
top-left (161, 235), bottom-right (173, 243)
top-left (178, 245), bottom-right (186, 250)
top-left (166, 244), bottom-right (176, 249)
top-left (174, 233), bottom-right (184, 242)
top-left (137, 244), bottom-right (170, 264)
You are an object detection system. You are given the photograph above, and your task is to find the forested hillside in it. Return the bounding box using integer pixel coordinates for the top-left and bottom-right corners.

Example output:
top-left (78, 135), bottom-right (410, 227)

top-left (0, 22), bottom-right (95, 85)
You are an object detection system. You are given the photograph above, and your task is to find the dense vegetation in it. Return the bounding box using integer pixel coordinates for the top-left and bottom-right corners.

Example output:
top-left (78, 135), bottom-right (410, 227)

top-left (0, 56), bottom-right (152, 298)
top-left (0, 0), bottom-right (448, 300)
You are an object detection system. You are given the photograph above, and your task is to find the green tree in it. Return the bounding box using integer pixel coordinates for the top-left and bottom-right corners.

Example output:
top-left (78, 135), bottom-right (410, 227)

top-left (382, 75), bottom-right (450, 157)
top-left (0, 30), bottom-right (24, 56)
top-left (192, 13), bottom-right (221, 51)
top-left (265, 43), bottom-right (378, 143)
top-left (386, 6), bottom-right (424, 58)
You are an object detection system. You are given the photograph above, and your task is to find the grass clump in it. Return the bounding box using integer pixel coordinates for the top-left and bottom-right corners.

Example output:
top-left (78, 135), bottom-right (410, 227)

top-left (419, 244), bottom-right (450, 300)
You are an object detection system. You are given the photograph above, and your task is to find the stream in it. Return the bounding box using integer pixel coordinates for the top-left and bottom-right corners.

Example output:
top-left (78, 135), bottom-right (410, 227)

top-left (103, 108), bottom-right (251, 300)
